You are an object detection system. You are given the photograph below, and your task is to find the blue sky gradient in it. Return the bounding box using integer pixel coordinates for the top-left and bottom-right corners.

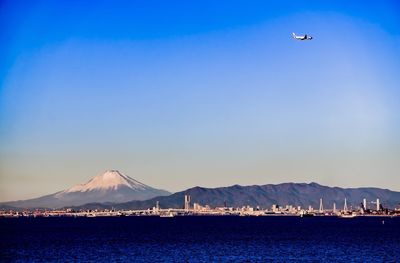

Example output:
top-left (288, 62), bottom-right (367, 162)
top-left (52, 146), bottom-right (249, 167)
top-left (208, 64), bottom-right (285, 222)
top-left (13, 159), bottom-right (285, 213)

top-left (1, 1), bottom-right (400, 201)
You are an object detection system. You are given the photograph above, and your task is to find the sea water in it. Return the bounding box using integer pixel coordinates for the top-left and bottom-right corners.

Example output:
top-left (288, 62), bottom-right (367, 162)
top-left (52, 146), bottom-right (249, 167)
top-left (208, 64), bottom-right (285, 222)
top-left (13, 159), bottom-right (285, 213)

top-left (1, 216), bottom-right (399, 262)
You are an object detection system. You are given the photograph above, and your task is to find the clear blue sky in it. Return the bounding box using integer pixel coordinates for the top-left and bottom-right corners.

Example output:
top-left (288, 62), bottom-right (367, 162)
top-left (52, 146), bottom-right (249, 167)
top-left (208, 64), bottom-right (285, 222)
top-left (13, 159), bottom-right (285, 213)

top-left (1, 0), bottom-right (400, 201)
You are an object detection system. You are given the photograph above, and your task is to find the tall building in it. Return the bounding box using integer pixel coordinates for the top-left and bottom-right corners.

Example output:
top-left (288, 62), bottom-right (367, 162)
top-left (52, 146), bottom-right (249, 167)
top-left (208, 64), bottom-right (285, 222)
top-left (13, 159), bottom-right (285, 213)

top-left (376, 198), bottom-right (380, 211)
top-left (333, 202), bottom-right (336, 214)
top-left (319, 198), bottom-right (324, 213)
top-left (344, 198), bottom-right (348, 212)
top-left (184, 195), bottom-right (191, 211)
top-left (363, 198), bottom-right (367, 210)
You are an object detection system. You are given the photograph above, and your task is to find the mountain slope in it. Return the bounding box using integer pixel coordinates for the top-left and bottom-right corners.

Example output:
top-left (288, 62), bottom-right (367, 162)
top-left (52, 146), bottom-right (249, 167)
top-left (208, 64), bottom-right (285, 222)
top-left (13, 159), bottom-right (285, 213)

top-left (74, 182), bottom-right (400, 210)
top-left (2, 170), bottom-right (170, 209)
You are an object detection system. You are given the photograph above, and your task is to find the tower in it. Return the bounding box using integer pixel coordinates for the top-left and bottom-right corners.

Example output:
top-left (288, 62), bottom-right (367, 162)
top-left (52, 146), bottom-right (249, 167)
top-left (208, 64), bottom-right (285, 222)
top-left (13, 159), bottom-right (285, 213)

top-left (184, 195), bottom-right (191, 211)
top-left (363, 198), bottom-right (367, 210)
top-left (344, 198), bottom-right (348, 212)
top-left (376, 198), bottom-right (380, 211)
top-left (319, 198), bottom-right (324, 213)
top-left (333, 202), bottom-right (336, 214)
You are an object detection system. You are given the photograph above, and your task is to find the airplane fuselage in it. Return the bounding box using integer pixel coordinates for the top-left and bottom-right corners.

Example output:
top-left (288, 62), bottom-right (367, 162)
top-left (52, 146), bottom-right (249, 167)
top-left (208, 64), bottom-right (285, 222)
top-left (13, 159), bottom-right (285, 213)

top-left (292, 33), bottom-right (313, 40)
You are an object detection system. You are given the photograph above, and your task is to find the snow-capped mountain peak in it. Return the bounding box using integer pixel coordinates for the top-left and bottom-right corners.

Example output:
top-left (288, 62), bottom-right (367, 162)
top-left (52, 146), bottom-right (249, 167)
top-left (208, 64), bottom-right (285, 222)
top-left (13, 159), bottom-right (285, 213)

top-left (3, 170), bottom-right (171, 208)
top-left (62, 170), bottom-right (149, 193)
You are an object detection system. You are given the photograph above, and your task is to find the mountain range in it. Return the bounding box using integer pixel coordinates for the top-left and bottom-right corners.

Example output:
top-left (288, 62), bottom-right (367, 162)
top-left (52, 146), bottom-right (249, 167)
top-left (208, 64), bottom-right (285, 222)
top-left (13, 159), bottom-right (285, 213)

top-left (2, 170), bottom-right (400, 210)
top-left (71, 182), bottom-right (400, 211)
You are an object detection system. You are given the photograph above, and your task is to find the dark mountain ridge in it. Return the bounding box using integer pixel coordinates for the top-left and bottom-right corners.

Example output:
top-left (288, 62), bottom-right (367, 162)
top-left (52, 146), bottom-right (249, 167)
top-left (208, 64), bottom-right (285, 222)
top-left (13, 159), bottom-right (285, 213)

top-left (67, 182), bottom-right (400, 211)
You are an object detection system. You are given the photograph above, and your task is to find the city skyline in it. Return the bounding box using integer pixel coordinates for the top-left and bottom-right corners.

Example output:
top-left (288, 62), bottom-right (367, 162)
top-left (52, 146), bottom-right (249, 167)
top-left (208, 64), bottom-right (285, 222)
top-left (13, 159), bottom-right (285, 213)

top-left (1, 1), bottom-right (400, 201)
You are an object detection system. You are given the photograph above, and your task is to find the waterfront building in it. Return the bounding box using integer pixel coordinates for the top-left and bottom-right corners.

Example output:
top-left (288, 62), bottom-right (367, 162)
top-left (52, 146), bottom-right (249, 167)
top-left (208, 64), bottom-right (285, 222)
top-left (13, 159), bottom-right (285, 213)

top-left (193, 203), bottom-right (201, 211)
top-left (319, 198), bottom-right (324, 213)
top-left (184, 195), bottom-right (191, 211)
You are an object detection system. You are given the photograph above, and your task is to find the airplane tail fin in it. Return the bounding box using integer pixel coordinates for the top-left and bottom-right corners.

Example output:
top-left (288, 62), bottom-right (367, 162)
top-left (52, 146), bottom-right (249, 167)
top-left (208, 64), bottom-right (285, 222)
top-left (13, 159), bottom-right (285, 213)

top-left (292, 32), bottom-right (296, 38)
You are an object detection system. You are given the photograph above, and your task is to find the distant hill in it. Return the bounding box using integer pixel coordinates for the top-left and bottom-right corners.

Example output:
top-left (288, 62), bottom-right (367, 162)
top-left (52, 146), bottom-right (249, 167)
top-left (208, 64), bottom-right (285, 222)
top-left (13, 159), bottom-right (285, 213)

top-left (68, 182), bottom-right (400, 210)
top-left (1, 170), bottom-right (170, 209)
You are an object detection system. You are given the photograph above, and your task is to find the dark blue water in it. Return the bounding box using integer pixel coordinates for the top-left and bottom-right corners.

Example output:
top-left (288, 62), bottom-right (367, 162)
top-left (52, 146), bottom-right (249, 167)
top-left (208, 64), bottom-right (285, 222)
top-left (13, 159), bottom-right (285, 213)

top-left (1, 216), bottom-right (399, 262)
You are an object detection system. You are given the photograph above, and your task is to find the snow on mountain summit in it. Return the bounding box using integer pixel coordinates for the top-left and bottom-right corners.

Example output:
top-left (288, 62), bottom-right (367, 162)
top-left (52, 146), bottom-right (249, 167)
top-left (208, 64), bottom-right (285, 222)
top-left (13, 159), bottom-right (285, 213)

top-left (63, 170), bottom-right (150, 193)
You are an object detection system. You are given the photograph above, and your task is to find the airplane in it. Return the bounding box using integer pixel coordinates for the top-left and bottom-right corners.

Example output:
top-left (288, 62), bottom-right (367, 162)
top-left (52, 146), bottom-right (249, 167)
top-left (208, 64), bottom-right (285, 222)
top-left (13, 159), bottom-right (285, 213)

top-left (292, 32), bottom-right (313, 40)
